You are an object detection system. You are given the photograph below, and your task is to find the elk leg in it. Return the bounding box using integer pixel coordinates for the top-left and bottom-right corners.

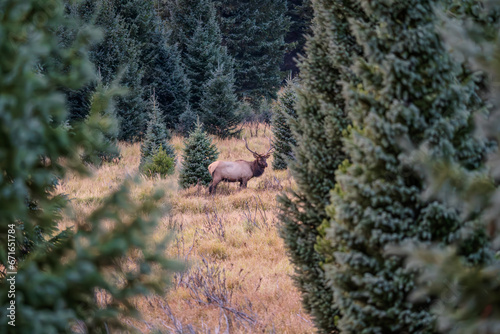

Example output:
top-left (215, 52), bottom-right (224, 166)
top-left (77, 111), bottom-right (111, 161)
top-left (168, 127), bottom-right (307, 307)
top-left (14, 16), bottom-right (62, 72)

top-left (209, 177), bottom-right (221, 195)
top-left (209, 182), bottom-right (218, 194)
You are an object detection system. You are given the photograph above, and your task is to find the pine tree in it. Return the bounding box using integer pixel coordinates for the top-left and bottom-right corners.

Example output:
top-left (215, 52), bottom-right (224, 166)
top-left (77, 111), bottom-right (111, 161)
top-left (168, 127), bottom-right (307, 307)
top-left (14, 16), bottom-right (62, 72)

top-left (140, 95), bottom-right (176, 167)
top-left (65, 0), bottom-right (189, 140)
top-left (148, 39), bottom-right (191, 129)
top-left (278, 1), bottom-right (364, 332)
top-left (183, 6), bottom-right (234, 111)
top-left (163, 0), bottom-right (235, 116)
top-left (215, 0), bottom-right (290, 101)
top-left (161, 0), bottom-right (216, 53)
top-left (258, 98), bottom-right (273, 125)
top-left (321, 1), bottom-right (491, 333)
top-left (115, 0), bottom-right (191, 129)
top-left (179, 120), bottom-right (219, 188)
top-left (177, 103), bottom-right (198, 137)
top-left (0, 1), bottom-right (181, 332)
top-left (283, 0), bottom-right (313, 75)
top-left (83, 81), bottom-right (124, 163)
top-left (404, 3), bottom-right (500, 333)
top-left (199, 65), bottom-right (241, 138)
top-left (64, 0), bottom-right (148, 141)
top-left (91, 0), bottom-right (150, 141)
top-left (272, 77), bottom-right (299, 170)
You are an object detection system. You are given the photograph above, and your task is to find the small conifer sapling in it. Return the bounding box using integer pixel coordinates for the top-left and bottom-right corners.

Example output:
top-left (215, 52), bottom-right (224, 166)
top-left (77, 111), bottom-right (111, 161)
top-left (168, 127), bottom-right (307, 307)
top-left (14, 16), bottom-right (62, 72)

top-left (179, 120), bottom-right (219, 188)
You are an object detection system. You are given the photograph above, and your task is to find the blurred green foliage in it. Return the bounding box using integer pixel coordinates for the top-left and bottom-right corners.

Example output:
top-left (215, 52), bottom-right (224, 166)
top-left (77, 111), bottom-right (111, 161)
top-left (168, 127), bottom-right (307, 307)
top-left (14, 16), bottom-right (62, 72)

top-left (0, 0), bottom-right (182, 332)
top-left (406, 2), bottom-right (500, 333)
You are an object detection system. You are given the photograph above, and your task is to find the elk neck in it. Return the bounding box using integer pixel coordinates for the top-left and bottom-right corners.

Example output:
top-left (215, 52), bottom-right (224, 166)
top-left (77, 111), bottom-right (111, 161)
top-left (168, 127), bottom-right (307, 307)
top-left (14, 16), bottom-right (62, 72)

top-left (252, 159), bottom-right (265, 177)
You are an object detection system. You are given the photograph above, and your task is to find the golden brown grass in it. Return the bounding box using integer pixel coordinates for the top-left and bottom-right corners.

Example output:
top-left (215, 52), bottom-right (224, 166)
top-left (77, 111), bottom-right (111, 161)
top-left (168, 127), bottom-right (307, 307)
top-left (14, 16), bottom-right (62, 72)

top-left (55, 126), bottom-right (315, 333)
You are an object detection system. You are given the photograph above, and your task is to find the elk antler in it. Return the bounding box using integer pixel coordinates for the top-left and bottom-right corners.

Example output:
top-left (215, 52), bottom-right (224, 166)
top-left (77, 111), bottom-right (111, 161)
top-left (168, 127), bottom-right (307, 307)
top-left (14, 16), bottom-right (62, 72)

top-left (263, 136), bottom-right (275, 157)
top-left (244, 138), bottom-right (259, 157)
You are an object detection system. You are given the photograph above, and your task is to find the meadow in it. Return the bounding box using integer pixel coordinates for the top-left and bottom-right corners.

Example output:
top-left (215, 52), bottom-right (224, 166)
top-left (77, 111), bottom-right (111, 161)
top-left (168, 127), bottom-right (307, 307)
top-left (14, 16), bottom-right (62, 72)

top-left (55, 125), bottom-right (315, 333)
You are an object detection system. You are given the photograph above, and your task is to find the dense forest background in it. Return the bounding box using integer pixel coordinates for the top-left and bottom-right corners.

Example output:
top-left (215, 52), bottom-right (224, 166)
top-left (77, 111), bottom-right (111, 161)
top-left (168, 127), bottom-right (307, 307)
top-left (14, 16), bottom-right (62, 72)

top-left (62, 0), bottom-right (311, 141)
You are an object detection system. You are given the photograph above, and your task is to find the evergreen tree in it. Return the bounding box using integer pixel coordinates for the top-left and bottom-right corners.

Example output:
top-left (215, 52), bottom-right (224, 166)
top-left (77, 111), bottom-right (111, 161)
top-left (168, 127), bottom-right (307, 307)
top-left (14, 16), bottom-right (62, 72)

top-left (91, 0), bottom-right (150, 141)
top-left (177, 103), bottom-right (198, 136)
top-left (115, 0), bottom-right (191, 129)
top-left (163, 0), bottom-right (235, 116)
top-left (215, 0), bottom-right (290, 101)
top-left (321, 1), bottom-right (490, 333)
top-left (278, 1), bottom-right (364, 332)
top-left (0, 1), bottom-right (180, 332)
top-left (148, 39), bottom-right (191, 129)
top-left (179, 120), bottom-right (219, 188)
top-left (283, 0), bottom-right (313, 75)
top-left (257, 97), bottom-right (273, 125)
top-left (161, 0), bottom-right (216, 52)
top-left (83, 81), bottom-right (124, 163)
top-left (405, 3), bottom-right (500, 333)
top-left (272, 77), bottom-right (299, 170)
top-left (183, 6), bottom-right (234, 111)
top-left (199, 65), bottom-right (241, 138)
top-left (140, 95), bottom-right (176, 167)
top-left (64, 0), bottom-right (148, 141)
top-left (65, 0), bottom-right (189, 139)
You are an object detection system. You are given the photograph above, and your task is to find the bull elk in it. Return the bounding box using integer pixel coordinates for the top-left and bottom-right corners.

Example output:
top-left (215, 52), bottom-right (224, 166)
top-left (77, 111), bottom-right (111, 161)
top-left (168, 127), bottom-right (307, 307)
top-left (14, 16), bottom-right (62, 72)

top-left (208, 138), bottom-right (274, 194)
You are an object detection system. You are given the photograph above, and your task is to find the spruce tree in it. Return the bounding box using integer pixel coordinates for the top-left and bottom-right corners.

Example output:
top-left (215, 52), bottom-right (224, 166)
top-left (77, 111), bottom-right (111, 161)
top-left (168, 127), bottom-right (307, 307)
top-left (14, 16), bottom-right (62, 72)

top-left (83, 81), bottom-right (123, 163)
top-left (0, 1), bottom-right (180, 332)
top-left (321, 1), bottom-right (491, 333)
top-left (163, 0), bottom-right (234, 116)
top-left (140, 95), bottom-right (176, 167)
top-left (183, 7), bottom-right (234, 112)
top-left (179, 120), bottom-right (219, 188)
top-left (272, 77), bottom-right (299, 170)
top-left (148, 39), bottom-right (191, 129)
top-left (115, 0), bottom-right (191, 129)
top-left (283, 0), bottom-right (313, 75)
top-left (161, 0), bottom-right (216, 52)
top-left (258, 97), bottom-right (273, 125)
top-left (199, 65), bottom-right (241, 138)
top-left (278, 1), bottom-right (364, 332)
top-left (404, 3), bottom-right (500, 333)
top-left (64, 0), bottom-right (148, 141)
top-left (177, 103), bottom-right (198, 137)
top-left (215, 0), bottom-right (290, 101)
top-left (91, 0), bottom-right (150, 141)
top-left (65, 0), bottom-right (189, 139)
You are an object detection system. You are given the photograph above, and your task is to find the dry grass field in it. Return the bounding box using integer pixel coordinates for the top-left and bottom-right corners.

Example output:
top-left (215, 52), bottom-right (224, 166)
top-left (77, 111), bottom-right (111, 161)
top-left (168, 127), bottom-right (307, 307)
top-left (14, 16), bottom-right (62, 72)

top-left (55, 125), bottom-right (315, 333)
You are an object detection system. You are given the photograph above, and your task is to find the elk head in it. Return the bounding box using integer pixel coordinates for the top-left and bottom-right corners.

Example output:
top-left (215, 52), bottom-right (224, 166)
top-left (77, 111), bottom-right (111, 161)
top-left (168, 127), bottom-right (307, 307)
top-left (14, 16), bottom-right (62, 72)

top-left (244, 137), bottom-right (274, 174)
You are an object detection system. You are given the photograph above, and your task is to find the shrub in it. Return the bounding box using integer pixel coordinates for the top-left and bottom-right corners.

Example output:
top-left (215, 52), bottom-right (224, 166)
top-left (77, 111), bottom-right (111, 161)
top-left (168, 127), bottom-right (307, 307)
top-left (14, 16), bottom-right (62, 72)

top-left (141, 145), bottom-right (176, 177)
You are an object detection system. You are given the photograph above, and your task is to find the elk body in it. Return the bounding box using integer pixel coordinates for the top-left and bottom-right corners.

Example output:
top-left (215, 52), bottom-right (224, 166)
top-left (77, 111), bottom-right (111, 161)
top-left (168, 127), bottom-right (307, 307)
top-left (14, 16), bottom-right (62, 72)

top-left (208, 139), bottom-right (274, 194)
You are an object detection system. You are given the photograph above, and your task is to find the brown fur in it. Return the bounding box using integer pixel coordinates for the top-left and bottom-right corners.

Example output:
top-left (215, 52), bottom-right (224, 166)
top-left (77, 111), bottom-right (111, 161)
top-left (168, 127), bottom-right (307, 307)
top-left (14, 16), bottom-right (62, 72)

top-left (208, 140), bottom-right (273, 194)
